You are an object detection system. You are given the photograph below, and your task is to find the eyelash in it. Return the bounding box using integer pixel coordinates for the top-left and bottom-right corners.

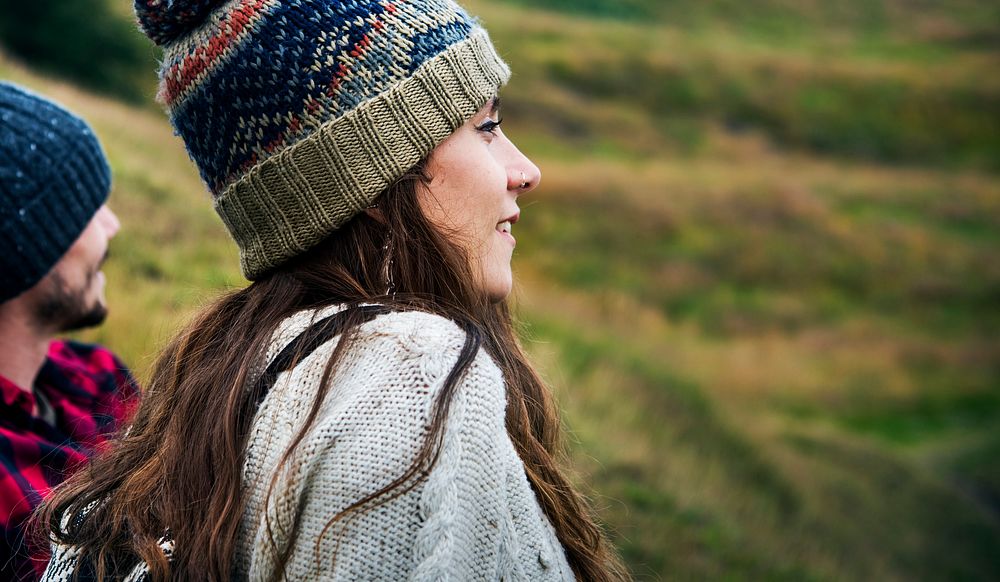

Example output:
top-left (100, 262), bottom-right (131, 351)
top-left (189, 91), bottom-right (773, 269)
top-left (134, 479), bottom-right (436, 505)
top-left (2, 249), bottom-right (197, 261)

top-left (476, 117), bottom-right (503, 135)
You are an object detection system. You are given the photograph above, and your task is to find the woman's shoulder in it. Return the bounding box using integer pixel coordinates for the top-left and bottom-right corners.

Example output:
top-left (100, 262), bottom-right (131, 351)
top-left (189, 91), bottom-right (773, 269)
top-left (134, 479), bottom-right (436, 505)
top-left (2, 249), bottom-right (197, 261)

top-left (358, 310), bottom-right (504, 396)
top-left (366, 307), bottom-right (464, 337)
top-left (278, 306), bottom-right (493, 366)
top-left (273, 305), bottom-right (464, 345)
top-left (361, 309), bottom-right (474, 353)
top-left (270, 306), bottom-right (503, 399)
top-left (252, 306), bottom-right (509, 487)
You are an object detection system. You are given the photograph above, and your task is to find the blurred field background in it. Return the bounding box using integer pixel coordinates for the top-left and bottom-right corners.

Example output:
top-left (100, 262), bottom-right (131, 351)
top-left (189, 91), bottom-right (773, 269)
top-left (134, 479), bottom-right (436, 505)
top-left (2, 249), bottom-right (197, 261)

top-left (2, 0), bottom-right (999, 579)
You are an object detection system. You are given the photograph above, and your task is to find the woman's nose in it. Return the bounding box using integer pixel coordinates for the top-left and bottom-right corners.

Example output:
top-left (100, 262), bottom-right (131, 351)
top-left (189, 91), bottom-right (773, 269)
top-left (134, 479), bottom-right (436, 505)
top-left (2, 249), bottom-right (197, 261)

top-left (506, 147), bottom-right (542, 195)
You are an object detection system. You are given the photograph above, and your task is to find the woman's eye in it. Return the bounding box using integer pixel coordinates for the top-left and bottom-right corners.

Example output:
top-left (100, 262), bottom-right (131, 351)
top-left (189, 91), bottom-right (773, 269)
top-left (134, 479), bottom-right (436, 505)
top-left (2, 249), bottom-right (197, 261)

top-left (476, 117), bottom-right (503, 135)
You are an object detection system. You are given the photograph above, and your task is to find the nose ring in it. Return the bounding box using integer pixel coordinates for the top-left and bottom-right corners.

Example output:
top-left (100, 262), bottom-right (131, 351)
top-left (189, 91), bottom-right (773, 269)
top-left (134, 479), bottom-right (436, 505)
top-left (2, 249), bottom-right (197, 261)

top-left (519, 171), bottom-right (529, 190)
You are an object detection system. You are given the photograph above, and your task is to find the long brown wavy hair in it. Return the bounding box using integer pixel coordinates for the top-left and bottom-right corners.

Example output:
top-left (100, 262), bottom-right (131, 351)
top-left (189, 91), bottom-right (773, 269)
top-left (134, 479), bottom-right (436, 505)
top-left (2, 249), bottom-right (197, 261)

top-left (35, 162), bottom-right (628, 581)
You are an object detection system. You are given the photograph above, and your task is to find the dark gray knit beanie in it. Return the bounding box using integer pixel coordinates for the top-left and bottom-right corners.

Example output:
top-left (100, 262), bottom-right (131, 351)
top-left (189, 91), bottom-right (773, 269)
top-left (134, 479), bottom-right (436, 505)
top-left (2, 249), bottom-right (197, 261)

top-left (0, 81), bottom-right (112, 302)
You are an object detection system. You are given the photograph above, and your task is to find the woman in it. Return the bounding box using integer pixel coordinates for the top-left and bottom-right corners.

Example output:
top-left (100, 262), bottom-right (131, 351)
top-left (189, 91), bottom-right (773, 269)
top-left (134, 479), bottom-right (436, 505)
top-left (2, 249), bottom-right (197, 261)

top-left (38, 0), bottom-right (627, 580)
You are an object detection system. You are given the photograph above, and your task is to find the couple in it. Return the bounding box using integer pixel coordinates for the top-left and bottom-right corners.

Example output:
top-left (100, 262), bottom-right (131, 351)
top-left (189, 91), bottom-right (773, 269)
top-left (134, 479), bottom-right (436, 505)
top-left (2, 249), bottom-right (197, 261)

top-left (1, 0), bottom-right (627, 580)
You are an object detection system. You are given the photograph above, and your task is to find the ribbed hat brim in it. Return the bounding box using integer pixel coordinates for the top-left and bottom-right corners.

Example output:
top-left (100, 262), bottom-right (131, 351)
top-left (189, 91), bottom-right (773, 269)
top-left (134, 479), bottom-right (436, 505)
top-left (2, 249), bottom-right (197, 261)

top-left (214, 29), bottom-right (510, 279)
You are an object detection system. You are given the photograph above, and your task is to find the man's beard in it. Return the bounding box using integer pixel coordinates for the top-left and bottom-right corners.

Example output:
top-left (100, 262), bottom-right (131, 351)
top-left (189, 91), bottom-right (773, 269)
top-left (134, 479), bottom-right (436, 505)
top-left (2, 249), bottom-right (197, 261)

top-left (33, 269), bottom-right (108, 332)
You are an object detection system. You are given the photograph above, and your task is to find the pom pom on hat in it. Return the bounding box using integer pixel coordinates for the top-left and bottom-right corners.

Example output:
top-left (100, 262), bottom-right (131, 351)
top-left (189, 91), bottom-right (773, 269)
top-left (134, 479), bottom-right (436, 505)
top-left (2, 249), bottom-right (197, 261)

top-left (135, 0), bottom-right (228, 46)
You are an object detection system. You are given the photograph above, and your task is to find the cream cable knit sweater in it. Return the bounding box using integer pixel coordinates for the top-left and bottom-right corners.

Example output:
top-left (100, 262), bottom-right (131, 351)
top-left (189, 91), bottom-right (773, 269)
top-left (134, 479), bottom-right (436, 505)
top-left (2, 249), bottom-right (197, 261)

top-left (44, 308), bottom-right (575, 581)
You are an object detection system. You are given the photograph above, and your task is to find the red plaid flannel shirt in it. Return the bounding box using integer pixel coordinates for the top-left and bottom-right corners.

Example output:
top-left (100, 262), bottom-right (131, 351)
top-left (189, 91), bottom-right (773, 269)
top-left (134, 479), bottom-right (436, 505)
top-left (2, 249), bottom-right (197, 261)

top-left (0, 340), bottom-right (138, 580)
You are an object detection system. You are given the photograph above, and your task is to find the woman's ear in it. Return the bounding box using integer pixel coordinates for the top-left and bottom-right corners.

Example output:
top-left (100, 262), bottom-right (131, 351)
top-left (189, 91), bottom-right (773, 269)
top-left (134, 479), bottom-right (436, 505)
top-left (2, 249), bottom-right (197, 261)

top-left (363, 206), bottom-right (386, 224)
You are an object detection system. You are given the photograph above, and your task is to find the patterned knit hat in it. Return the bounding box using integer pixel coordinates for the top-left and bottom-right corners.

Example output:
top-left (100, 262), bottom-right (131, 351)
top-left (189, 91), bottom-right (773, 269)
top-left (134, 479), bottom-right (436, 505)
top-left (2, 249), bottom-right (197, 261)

top-left (0, 82), bottom-right (112, 303)
top-left (135, 0), bottom-right (511, 279)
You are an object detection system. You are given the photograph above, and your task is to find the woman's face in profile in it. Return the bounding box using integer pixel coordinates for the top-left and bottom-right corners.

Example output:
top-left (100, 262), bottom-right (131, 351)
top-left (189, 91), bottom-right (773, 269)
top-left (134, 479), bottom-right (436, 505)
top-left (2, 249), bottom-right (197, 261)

top-left (419, 97), bottom-right (541, 301)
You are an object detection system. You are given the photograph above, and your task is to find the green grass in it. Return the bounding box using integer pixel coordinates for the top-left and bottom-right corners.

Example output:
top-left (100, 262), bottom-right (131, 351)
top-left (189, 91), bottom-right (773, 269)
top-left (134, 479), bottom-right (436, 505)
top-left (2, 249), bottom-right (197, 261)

top-left (3, 0), bottom-right (1000, 578)
top-left (481, 0), bottom-right (1000, 169)
top-left (0, 0), bottom-right (158, 103)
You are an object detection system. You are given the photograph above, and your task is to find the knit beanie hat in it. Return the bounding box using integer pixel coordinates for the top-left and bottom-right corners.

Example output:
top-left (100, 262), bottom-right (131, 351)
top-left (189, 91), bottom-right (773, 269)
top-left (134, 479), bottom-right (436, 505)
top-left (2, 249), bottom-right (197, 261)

top-left (135, 0), bottom-right (511, 279)
top-left (0, 82), bottom-right (112, 303)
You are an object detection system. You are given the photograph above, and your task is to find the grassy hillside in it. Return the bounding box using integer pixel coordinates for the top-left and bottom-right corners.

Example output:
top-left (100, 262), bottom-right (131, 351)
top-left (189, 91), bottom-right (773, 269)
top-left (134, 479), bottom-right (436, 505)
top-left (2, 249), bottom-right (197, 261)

top-left (3, 0), bottom-right (999, 579)
top-left (0, 0), bottom-right (157, 103)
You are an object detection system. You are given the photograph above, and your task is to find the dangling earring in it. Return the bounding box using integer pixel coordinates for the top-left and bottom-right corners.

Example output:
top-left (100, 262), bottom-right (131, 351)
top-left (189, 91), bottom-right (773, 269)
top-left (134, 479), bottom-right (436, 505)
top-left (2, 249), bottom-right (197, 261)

top-left (382, 232), bottom-right (395, 298)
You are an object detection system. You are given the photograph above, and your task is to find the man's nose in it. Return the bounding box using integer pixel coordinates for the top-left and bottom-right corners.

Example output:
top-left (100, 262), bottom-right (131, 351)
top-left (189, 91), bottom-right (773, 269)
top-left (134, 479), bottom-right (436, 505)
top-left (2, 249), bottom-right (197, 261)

top-left (97, 205), bottom-right (121, 239)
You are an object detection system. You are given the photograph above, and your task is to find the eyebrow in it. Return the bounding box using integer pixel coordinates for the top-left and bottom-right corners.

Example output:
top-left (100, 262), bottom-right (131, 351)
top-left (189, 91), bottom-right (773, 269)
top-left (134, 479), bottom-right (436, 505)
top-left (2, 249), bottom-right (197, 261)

top-left (490, 96), bottom-right (502, 116)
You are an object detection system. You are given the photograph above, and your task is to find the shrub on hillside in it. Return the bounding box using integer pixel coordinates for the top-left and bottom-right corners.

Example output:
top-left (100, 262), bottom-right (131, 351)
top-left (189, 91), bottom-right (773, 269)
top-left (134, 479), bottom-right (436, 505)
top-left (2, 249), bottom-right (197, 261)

top-left (0, 0), bottom-right (157, 103)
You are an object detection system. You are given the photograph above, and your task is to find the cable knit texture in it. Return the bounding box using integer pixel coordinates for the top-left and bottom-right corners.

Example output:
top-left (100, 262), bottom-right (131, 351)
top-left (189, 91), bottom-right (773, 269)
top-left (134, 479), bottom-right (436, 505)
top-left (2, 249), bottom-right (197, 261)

top-left (43, 308), bottom-right (574, 580)
top-left (236, 308), bottom-right (574, 580)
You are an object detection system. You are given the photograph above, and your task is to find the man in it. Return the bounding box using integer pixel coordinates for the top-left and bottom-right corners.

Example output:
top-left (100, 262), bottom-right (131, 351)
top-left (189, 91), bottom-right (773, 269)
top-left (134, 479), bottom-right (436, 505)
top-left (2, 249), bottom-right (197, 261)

top-left (0, 81), bottom-right (138, 580)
